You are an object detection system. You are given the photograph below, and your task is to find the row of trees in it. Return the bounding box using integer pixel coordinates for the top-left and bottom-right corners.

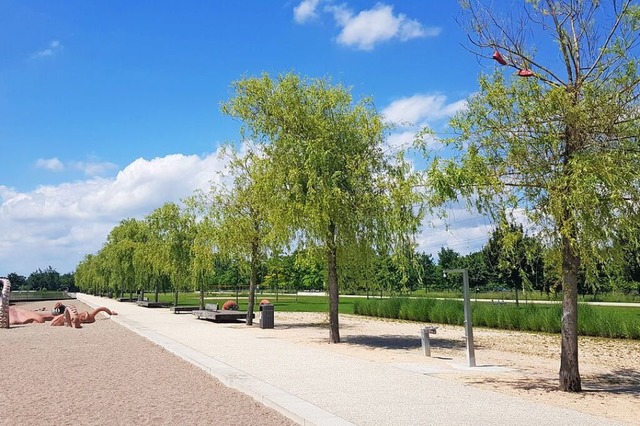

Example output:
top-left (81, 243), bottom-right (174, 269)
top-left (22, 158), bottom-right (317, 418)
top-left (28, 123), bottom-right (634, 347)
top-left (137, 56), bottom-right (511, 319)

top-left (8, 222), bottom-right (639, 298)
top-left (74, 1), bottom-right (639, 392)
top-left (4, 268), bottom-right (75, 292)
top-left (76, 73), bottom-right (423, 332)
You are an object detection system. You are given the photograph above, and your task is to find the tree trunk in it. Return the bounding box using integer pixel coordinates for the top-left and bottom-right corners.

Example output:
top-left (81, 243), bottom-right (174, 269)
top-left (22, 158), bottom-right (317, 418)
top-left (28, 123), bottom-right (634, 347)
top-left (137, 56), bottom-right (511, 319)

top-left (247, 240), bottom-right (259, 326)
top-left (327, 222), bottom-right (340, 343)
top-left (1, 278), bottom-right (11, 329)
top-left (559, 233), bottom-right (581, 391)
top-left (173, 290), bottom-right (179, 307)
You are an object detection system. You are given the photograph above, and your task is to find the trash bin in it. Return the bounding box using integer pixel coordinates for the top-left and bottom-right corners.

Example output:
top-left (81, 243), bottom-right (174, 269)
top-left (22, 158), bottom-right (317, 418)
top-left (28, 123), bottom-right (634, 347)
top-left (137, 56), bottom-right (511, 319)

top-left (259, 304), bottom-right (274, 329)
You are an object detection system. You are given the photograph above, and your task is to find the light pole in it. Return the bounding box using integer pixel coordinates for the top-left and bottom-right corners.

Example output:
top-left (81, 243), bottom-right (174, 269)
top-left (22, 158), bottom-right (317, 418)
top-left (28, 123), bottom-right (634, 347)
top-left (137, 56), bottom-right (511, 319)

top-left (444, 268), bottom-right (476, 367)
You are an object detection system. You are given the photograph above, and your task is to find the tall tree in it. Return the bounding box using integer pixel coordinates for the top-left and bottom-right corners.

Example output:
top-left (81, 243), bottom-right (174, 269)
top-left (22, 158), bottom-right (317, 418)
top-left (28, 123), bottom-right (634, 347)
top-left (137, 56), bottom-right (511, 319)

top-left (223, 73), bottom-right (422, 342)
top-left (6, 273), bottom-right (27, 290)
top-left (191, 147), bottom-right (275, 325)
top-left (103, 219), bottom-right (141, 298)
top-left (146, 203), bottom-right (196, 306)
top-left (427, 1), bottom-right (640, 391)
top-left (483, 222), bottom-right (542, 303)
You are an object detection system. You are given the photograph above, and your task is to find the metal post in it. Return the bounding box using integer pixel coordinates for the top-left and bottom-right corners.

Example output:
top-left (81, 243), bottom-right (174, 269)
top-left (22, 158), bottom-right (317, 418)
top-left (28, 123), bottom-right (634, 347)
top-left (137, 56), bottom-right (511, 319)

top-left (444, 269), bottom-right (476, 367)
top-left (461, 269), bottom-right (476, 367)
top-left (420, 327), bottom-right (431, 356)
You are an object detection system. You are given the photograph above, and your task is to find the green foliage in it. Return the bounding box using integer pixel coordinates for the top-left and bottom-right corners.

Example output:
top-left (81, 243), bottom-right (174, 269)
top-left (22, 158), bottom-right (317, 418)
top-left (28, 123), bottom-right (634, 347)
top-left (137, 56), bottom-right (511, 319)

top-left (433, 0), bottom-right (640, 389)
top-left (222, 72), bottom-right (423, 341)
top-left (354, 298), bottom-right (640, 339)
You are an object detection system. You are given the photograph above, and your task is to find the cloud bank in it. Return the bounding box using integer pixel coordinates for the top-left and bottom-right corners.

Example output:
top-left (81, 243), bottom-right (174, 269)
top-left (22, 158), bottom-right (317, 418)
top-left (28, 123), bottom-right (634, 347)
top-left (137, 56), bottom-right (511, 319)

top-left (1, 151), bottom-right (228, 276)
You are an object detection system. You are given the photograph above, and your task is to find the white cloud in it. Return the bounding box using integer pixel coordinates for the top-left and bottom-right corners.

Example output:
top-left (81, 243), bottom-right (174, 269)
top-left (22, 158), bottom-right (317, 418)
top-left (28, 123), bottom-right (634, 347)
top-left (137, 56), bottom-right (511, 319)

top-left (35, 158), bottom-right (64, 171)
top-left (0, 148), bottom-right (500, 276)
top-left (71, 160), bottom-right (118, 176)
top-left (294, 0), bottom-right (321, 24)
top-left (382, 94), bottom-right (467, 126)
top-left (417, 204), bottom-right (495, 260)
top-left (382, 94), bottom-right (467, 153)
top-left (332, 3), bottom-right (437, 50)
top-left (297, 2), bottom-right (438, 50)
top-left (0, 150), bottom-right (230, 276)
top-left (31, 40), bottom-right (63, 59)
top-left (35, 157), bottom-right (118, 176)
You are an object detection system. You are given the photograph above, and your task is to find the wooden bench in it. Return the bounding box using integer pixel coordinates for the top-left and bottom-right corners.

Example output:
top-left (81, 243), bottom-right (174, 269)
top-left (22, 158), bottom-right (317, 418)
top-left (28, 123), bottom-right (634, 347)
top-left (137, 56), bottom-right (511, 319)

top-left (169, 306), bottom-right (200, 314)
top-left (137, 300), bottom-right (171, 308)
top-left (192, 303), bottom-right (254, 323)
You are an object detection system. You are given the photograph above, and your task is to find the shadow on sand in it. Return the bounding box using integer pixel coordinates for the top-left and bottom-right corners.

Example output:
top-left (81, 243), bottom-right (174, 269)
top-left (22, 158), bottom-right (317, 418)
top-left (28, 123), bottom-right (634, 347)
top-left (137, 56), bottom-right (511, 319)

top-left (342, 334), bottom-right (479, 351)
top-left (464, 368), bottom-right (640, 396)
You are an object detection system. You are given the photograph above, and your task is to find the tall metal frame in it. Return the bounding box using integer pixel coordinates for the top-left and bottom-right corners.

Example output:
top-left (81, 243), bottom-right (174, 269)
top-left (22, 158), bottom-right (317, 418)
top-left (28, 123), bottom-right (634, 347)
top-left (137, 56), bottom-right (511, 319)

top-left (444, 269), bottom-right (476, 367)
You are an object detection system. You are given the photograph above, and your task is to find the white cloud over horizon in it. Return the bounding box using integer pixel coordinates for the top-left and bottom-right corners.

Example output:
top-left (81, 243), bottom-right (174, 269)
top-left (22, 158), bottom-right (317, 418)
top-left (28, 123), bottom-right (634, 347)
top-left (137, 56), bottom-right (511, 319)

top-left (1, 93), bottom-right (485, 278)
top-left (1, 151), bottom-right (229, 276)
top-left (1, 148), bottom-right (494, 277)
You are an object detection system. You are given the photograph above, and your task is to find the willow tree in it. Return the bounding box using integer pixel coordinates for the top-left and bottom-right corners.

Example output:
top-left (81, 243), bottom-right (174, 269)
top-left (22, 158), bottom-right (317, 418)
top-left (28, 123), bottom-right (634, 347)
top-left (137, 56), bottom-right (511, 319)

top-left (191, 147), bottom-right (275, 325)
top-left (75, 251), bottom-right (110, 296)
top-left (188, 217), bottom-right (218, 310)
top-left (223, 73), bottom-right (422, 342)
top-left (427, 1), bottom-right (640, 391)
top-left (103, 218), bottom-right (144, 298)
top-left (146, 203), bottom-right (196, 306)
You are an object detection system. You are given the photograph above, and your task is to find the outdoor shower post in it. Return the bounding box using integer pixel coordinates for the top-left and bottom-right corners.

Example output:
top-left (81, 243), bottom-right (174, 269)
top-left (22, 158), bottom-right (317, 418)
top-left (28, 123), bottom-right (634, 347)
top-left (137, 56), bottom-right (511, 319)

top-left (444, 269), bottom-right (476, 367)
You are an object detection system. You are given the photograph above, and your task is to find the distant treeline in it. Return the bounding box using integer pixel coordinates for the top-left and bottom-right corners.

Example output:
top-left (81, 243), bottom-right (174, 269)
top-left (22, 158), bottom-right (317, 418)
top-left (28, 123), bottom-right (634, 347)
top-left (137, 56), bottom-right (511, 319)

top-left (3, 267), bottom-right (75, 292)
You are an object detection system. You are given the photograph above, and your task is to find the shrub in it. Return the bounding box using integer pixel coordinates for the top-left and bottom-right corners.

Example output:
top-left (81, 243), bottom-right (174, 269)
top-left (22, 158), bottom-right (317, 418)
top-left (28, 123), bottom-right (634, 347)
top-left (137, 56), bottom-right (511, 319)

top-left (353, 297), bottom-right (638, 339)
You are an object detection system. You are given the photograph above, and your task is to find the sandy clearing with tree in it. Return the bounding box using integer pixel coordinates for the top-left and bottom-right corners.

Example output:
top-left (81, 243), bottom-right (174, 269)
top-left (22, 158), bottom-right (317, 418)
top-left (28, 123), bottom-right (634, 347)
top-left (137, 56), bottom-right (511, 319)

top-left (3, 300), bottom-right (639, 425)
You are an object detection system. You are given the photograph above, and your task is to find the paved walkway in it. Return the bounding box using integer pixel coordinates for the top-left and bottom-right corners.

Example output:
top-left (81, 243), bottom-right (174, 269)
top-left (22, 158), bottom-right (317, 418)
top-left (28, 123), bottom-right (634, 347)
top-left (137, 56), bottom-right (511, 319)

top-left (77, 294), bottom-right (623, 426)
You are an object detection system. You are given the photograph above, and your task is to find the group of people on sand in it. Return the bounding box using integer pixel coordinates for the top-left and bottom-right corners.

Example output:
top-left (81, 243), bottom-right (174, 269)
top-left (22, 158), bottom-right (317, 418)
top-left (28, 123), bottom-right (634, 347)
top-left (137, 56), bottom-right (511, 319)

top-left (8, 302), bottom-right (117, 328)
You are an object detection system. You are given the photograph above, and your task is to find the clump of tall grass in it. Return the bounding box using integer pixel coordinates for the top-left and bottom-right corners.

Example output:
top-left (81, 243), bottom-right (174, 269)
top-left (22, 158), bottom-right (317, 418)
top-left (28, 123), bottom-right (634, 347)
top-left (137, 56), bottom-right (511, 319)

top-left (353, 298), bottom-right (639, 339)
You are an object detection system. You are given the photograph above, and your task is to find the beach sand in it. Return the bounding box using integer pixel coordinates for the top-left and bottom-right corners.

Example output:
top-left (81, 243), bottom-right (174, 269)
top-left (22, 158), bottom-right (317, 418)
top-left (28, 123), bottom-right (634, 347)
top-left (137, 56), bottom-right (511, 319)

top-left (1, 300), bottom-right (295, 426)
top-left (2, 300), bottom-right (639, 425)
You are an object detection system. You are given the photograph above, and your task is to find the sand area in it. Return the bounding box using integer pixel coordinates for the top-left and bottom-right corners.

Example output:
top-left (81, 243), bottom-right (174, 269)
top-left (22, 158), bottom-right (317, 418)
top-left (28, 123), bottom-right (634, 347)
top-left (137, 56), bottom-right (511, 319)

top-left (1, 300), bottom-right (295, 426)
top-left (2, 299), bottom-right (639, 425)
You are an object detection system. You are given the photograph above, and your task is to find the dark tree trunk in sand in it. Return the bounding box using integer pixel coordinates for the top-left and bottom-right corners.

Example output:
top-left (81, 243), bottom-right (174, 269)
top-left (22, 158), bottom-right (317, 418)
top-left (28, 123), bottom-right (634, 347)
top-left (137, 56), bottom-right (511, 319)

top-left (559, 232), bottom-right (581, 391)
top-left (246, 240), bottom-right (259, 326)
top-left (327, 222), bottom-right (340, 343)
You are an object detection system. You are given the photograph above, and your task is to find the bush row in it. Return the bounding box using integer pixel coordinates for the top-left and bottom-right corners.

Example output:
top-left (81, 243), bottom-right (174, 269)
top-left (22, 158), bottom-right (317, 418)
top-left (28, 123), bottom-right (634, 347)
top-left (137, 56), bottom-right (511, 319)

top-left (352, 298), bottom-right (640, 339)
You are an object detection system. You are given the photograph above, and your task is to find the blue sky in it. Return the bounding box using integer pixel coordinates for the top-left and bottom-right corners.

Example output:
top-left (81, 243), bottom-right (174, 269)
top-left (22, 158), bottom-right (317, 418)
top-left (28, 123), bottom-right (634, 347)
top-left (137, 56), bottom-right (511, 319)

top-left (1, 1), bottom-right (495, 276)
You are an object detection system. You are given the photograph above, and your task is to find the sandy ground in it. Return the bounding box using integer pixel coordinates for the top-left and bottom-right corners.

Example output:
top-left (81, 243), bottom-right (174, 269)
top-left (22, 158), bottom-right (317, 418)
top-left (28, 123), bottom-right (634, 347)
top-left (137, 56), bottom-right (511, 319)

top-left (1, 300), bottom-right (296, 426)
top-left (3, 300), bottom-right (639, 425)
top-left (270, 311), bottom-right (640, 425)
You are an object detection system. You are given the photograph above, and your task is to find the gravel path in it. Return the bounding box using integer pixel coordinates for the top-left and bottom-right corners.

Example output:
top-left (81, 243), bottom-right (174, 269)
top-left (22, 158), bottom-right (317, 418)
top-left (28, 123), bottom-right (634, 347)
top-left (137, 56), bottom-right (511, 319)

top-left (2, 300), bottom-right (295, 426)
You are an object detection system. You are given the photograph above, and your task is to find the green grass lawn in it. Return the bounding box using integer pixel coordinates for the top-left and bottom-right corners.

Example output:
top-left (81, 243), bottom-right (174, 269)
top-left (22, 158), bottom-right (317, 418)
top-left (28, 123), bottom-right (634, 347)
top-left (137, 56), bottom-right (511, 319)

top-left (151, 292), bottom-right (356, 314)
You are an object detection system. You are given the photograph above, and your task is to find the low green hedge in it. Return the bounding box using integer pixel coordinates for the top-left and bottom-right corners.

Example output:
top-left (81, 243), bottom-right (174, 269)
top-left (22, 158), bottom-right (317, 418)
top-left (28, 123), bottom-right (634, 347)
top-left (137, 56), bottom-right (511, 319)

top-left (353, 298), bottom-right (640, 339)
